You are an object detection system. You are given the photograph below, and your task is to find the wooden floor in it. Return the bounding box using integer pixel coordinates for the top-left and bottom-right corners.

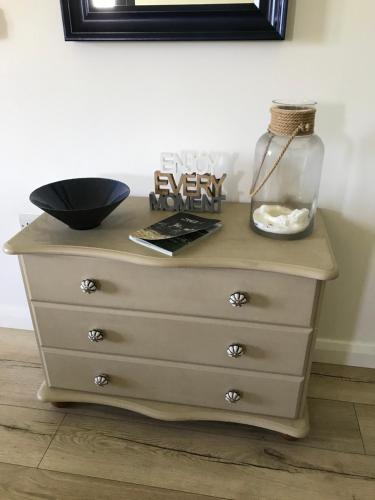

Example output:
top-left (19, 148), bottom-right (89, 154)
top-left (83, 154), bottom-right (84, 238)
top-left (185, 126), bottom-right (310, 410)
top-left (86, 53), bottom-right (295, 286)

top-left (0, 329), bottom-right (375, 500)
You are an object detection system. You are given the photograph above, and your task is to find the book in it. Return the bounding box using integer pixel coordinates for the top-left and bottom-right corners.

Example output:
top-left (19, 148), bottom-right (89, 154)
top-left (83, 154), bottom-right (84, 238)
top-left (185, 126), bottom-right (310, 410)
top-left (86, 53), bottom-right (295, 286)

top-left (129, 212), bottom-right (222, 256)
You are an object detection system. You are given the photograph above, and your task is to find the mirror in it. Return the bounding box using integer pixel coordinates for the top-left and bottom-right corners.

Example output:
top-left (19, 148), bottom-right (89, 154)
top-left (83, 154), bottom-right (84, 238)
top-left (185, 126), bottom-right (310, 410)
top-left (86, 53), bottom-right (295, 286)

top-left (60, 0), bottom-right (288, 41)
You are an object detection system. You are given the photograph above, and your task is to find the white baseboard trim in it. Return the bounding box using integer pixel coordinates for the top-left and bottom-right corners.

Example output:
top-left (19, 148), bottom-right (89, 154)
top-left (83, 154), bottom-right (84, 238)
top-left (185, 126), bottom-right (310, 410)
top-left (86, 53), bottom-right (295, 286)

top-left (314, 338), bottom-right (375, 368)
top-left (0, 304), bottom-right (33, 331)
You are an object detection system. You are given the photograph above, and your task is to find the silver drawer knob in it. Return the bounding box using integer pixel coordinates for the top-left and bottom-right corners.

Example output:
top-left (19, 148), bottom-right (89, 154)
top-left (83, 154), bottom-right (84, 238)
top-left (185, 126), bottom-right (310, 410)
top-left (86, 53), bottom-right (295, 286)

top-left (88, 329), bottom-right (104, 342)
top-left (229, 292), bottom-right (248, 307)
top-left (226, 344), bottom-right (245, 358)
top-left (225, 390), bottom-right (241, 404)
top-left (80, 279), bottom-right (97, 294)
top-left (94, 374), bottom-right (109, 386)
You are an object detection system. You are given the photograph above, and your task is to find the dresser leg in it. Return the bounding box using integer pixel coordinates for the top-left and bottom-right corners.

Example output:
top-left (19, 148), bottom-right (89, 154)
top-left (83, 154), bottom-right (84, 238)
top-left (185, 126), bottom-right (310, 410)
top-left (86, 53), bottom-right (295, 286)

top-left (51, 401), bottom-right (69, 408)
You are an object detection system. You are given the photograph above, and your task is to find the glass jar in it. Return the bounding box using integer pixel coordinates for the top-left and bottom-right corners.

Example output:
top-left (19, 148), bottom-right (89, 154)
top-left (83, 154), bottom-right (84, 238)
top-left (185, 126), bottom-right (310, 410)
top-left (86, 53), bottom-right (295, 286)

top-left (250, 100), bottom-right (324, 240)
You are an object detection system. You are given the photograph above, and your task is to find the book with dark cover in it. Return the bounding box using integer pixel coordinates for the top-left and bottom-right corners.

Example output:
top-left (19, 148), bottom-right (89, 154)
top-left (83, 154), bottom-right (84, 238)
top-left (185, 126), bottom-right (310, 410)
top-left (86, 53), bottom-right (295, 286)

top-left (129, 212), bottom-right (222, 256)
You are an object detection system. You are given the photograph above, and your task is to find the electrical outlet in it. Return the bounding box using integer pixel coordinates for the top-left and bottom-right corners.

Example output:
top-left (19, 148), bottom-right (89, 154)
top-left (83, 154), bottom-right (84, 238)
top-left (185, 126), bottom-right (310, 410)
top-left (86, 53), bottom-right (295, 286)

top-left (19, 214), bottom-right (39, 229)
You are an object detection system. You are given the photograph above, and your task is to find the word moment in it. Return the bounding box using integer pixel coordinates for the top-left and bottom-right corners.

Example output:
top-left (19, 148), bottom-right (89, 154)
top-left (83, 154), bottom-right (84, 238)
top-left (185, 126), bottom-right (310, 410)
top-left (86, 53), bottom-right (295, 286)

top-left (150, 170), bottom-right (227, 213)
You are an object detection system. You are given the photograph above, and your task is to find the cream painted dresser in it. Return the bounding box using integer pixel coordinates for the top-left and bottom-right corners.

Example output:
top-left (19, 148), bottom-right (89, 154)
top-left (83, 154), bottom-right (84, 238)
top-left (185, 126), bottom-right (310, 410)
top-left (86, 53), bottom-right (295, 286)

top-left (4, 198), bottom-right (337, 438)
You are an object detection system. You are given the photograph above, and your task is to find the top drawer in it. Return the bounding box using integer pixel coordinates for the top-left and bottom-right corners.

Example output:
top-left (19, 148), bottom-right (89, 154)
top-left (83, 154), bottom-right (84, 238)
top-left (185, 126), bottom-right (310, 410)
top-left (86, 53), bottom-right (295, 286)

top-left (22, 255), bottom-right (317, 327)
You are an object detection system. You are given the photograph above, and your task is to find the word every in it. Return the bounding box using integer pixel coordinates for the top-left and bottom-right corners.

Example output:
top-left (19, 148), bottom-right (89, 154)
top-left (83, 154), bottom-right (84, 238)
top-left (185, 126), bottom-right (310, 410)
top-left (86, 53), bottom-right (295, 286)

top-left (149, 170), bottom-right (226, 213)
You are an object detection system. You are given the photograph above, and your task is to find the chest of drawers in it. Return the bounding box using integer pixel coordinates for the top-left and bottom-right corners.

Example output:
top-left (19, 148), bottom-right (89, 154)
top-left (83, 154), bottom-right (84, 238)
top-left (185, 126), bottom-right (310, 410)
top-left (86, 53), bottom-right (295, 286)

top-left (4, 198), bottom-right (337, 437)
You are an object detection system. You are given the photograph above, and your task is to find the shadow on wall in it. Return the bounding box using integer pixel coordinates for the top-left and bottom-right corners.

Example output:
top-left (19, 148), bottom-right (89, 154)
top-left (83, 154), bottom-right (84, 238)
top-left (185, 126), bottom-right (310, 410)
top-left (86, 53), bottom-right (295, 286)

top-left (319, 209), bottom-right (375, 345)
top-left (0, 9), bottom-right (7, 40)
top-left (286, 0), bottom-right (341, 43)
top-left (319, 101), bottom-right (353, 212)
top-left (317, 101), bottom-right (359, 344)
top-left (215, 153), bottom-right (243, 201)
top-left (319, 126), bottom-right (375, 345)
top-left (225, 167), bottom-right (245, 202)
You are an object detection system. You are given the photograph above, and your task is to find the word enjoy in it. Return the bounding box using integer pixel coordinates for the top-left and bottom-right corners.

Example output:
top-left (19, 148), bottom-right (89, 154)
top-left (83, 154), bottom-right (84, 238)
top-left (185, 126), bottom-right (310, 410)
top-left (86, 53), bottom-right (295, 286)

top-left (160, 151), bottom-right (235, 176)
top-left (149, 170), bottom-right (226, 213)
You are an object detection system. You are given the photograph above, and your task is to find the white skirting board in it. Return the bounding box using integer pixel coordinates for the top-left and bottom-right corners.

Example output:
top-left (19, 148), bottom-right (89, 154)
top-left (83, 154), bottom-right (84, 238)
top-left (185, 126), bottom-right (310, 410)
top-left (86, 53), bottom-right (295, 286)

top-left (313, 338), bottom-right (375, 369)
top-left (1, 304), bottom-right (374, 368)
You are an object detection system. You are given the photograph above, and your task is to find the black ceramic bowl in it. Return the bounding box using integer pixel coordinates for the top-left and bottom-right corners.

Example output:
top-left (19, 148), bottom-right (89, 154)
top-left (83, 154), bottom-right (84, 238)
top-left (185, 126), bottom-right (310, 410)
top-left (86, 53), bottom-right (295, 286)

top-left (30, 177), bottom-right (130, 230)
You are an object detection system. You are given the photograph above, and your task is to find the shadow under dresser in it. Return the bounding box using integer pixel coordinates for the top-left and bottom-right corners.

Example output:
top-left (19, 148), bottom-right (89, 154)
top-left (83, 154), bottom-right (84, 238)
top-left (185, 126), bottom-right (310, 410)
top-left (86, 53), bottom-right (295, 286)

top-left (4, 197), bottom-right (338, 438)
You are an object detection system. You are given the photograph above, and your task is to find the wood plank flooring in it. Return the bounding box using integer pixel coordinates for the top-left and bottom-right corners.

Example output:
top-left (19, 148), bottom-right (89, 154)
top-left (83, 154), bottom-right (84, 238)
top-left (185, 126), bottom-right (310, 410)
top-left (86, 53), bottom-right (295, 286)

top-left (0, 462), bottom-right (217, 500)
top-left (0, 328), bottom-right (375, 499)
top-left (309, 362), bottom-right (375, 405)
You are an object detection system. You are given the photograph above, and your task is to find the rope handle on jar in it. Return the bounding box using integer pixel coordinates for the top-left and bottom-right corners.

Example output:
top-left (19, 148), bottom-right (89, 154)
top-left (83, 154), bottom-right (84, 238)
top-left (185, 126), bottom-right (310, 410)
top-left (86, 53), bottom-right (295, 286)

top-left (249, 124), bottom-right (303, 198)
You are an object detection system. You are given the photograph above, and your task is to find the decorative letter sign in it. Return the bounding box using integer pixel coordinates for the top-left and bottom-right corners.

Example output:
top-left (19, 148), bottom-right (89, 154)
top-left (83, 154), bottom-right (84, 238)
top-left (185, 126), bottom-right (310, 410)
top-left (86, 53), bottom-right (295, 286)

top-left (149, 171), bottom-right (226, 213)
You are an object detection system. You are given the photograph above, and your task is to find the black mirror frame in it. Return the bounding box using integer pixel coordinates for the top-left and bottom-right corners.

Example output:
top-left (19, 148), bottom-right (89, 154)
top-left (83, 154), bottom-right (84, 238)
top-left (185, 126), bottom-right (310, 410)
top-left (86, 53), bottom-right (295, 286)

top-left (60, 0), bottom-right (288, 41)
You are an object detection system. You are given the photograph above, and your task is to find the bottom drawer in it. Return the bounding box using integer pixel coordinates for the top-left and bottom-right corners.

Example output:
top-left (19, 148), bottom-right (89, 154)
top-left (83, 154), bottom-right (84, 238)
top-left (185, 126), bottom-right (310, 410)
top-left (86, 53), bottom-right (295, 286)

top-left (43, 350), bottom-right (304, 419)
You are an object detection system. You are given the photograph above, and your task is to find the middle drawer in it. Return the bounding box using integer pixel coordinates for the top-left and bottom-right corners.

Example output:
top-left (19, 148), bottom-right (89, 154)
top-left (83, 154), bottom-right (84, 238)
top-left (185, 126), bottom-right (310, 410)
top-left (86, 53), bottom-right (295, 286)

top-left (33, 302), bottom-right (312, 376)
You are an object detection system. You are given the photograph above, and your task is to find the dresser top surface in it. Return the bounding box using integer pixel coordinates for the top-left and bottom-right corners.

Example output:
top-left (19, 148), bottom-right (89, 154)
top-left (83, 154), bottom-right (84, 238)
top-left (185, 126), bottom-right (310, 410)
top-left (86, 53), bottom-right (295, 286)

top-left (4, 197), bottom-right (337, 280)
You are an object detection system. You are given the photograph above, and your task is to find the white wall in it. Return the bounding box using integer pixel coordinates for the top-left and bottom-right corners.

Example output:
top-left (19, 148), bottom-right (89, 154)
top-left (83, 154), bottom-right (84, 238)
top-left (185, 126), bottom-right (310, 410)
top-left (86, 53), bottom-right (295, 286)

top-left (1, 0), bottom-right (375, 366)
